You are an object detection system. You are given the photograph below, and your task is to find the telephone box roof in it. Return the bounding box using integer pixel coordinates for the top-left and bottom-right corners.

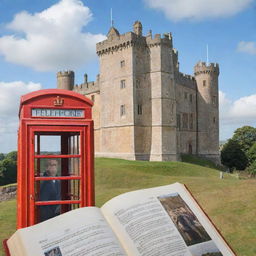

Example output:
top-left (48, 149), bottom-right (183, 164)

top-left (19, 89), bottom-right (93, 117)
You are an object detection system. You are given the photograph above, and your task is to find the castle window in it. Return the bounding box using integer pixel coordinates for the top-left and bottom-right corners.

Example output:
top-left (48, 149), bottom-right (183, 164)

top-left (137, 104), bottom-right (142, 115)
top-left (203, 80), bottom-right (206, 86)
top-left (91, 95), bottom-right (95, 102)
top-left (136, 79), bottom-right (140, 88)
top-left (177, 114), bottom-right (181, 130)
top-left (189, 94), bottom-right (193, 103)
top-left (182, 113), bottom-right (188, 129)
top-left (120, 80), bottom-right (126, 89)
top-left (184, 92), bottom-right (188, 99)
top-left (213, 117), bottom-right (216, 123)
top-left (189, 113), bottom-right (193, 130)
top-left (120, 105), bottom-right (126, 116)
top-left (120, 60), bottom-right (125, 67)
top-left (212, 96), bottom-right (217, 105)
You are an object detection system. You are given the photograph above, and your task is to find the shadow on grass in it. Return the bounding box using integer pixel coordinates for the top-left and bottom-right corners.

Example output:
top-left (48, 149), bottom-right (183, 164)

top-left (180, 154), bottom-right (225, 171)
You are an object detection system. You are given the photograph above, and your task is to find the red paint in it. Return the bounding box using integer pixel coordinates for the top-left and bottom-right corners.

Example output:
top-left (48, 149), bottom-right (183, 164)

top-left (17, 89), bottom-right (94, 229)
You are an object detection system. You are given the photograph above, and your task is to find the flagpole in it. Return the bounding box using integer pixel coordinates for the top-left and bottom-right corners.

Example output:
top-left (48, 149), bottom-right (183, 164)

top-left (206, 44), bottom-right (209, 65)
top-left (111, 8), bottom-right (113, 27)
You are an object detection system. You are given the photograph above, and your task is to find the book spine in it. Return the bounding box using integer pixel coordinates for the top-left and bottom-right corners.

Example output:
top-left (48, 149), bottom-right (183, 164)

top-left (2, 239), bottom-right (11, 256)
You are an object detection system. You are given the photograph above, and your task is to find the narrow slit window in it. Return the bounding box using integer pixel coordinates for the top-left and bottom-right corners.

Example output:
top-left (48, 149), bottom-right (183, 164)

top-left (136, 79), bottom-right (140, 89)
top-left (212, 96), bottom-right (217, 105)
top-left (120, 60), bottom-right (125, 67)
top-left (120, 80), bottom-right (126, 89)
top-left (189, 94), bottom-right (192, 103)
top-left (120, 105), bottom-right (126, 116)
top-left (138, 104), bottom-right (142, 115)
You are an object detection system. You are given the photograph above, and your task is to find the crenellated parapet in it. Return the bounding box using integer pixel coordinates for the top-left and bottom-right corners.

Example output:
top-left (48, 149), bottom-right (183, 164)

top-left (194, 62), bottom-right (219, 76)
top-left (146, 33), bottom-right (172, 48)
top-left (96, 22), bottom-right (173, 56)
top-left (73, 81), bottom-right (100, 95)
top-left (57, 70), bottom-right (74, 77)
top-left (176, 72), bottom-right (196, 89)
top-left (96, 31), bottom-right (138, 56)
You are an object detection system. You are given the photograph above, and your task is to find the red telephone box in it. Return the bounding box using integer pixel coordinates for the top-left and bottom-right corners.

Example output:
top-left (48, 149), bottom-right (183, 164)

top-left (17, 89), bottom-right (94, 229)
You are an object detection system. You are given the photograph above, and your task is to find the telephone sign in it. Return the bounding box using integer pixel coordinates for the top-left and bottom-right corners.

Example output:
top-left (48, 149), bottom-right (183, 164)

top-left (31, 108), bottom-right (84, 117)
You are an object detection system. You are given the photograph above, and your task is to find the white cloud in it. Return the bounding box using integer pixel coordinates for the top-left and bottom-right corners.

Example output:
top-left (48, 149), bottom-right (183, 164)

top-left (0, 81), bottom-right (41, 152)
top-left (237, 41), bottom-right (256, 55)
top-left (0, 0), bottom-right (106, 71)
top-left (219, 91), bottom-right (256, 138)
top-left (144, 0), bottom-right (253, 21)
top-left (230, 95), bottom-right (256, 119)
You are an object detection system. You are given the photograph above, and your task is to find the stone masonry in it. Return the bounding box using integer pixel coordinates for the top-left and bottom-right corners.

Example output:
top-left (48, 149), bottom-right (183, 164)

top-left (57, 21), bottom-right (220, 162)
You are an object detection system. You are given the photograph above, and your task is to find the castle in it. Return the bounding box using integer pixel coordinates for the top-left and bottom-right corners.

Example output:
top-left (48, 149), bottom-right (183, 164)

top-left (57, 21), bottom-right (219, 162)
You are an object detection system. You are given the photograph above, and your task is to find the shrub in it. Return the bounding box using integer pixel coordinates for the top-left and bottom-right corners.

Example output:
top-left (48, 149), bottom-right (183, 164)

top-left (247, 142), bottom-right (256, 164)
top-left (246, 161), bottom-right (256, 177)
top-left (0, 151), bottom-right (17, 185)
top-left (221, 139), bottom-right (248, 171)
top-left (232, 126), bottom-right (256, 156)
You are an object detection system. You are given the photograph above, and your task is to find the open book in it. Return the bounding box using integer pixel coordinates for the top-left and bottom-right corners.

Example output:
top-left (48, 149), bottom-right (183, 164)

top-left (6, 183), bottom-right (236, 256)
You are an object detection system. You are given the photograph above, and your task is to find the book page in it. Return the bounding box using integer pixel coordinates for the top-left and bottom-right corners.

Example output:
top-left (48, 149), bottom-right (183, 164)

top-left (8, 207), bottom-right (126, 256)
top-left (101, 183), bottom-right (235, 256)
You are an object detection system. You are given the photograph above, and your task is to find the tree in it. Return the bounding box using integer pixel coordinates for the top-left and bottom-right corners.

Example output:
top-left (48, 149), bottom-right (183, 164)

top-left (5, 151), bottom-right (17, 161)
top-left (221, 139), bottom-right (248, 171)
top-left (248, 142), bottom-right (256, 164)
top-left (0, 151), bottom-right (17, 185)
top-left (232, 126), bottom-right (256, 156)
top-left (246, 160), bottom-right (256, 177)
top-left (0, 153), bottom-right (5, 161)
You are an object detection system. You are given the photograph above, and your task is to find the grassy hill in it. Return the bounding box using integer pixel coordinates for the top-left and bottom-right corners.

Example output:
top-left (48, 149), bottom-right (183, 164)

top-left (1, 157), bottom-right (256, 256)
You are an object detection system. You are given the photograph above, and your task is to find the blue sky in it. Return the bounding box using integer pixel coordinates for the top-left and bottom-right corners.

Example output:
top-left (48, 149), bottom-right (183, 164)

top-left (0, 0), bottom-right (255, 153)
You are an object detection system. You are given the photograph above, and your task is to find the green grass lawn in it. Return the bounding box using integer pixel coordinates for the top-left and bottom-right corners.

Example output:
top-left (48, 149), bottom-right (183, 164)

top-left (1, 157), bottom-right (256, 256)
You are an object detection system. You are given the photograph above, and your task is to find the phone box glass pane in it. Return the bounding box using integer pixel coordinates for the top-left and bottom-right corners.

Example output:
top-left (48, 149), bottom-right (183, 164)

top-left (34, 158), bottom-right (80, 177)
top-left (35, 180), bottom-right (80, 201)
top-left (34, 133), bottom-right (80, 155)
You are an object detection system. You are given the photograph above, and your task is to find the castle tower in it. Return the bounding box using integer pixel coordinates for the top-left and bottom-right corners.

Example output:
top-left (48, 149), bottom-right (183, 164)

top-left (96, 25), bottom-right (138, 160)
top-left (194, 62), bottom-right (219, 162)
top-left (95, 22), bottom-right (180, 161)
top-left (57, 71), bottom-right (74, 90)
top-left (147, 33), bottom-right (178, 161)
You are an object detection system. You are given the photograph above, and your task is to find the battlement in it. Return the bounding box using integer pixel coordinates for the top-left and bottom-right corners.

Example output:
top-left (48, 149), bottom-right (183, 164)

top-left (96, 22), bottom-right (173, 56)
top-left (176, 72), bottom-right (196, 89)
top-left (96, 31), bottom-right (139, 56)
top-left (194, 62), bottom-right (219, 76)
top-left (96, 31), bottom-right (172, 56)
top-left (73, 81), bottom-right (100, 95)
top-left (146, 32), bottom-right (172, 48)
top-left (178, 72), bottom-right (195, 81)
top-left (57, 70), bottom-right (74, 77)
